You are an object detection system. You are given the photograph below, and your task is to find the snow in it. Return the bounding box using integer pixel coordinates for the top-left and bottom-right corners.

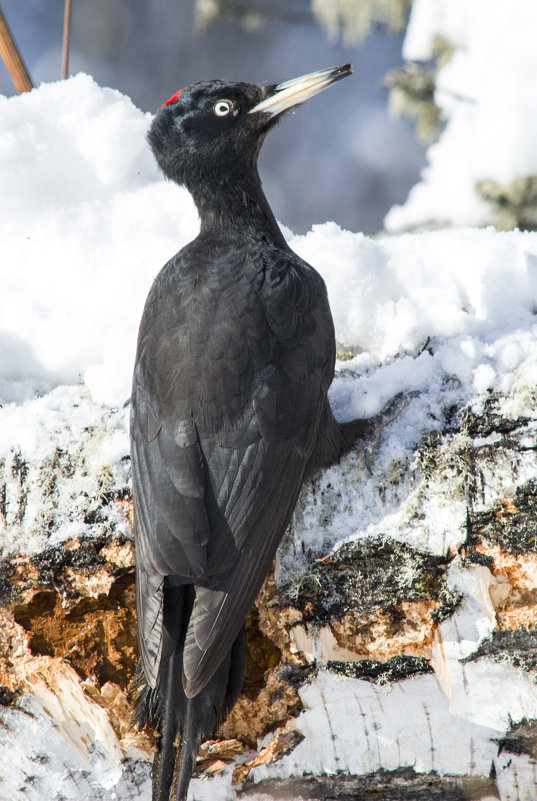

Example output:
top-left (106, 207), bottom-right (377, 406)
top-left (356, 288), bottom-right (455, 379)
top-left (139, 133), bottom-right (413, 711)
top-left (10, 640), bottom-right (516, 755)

top-left (278, 227), bottom-right (537, 566)
top-left (2, 75), bottom-right (537, 421)
top-left (0, 694), bottom-right (151, 800)
top-left (0, 385), bottom-right (132, 556)
top-left (1, 70), bottom-right (537, 800)
top-left (386, 0), bottom-right (537, 231)
top-left (0, 74), bottom-right (197, 406)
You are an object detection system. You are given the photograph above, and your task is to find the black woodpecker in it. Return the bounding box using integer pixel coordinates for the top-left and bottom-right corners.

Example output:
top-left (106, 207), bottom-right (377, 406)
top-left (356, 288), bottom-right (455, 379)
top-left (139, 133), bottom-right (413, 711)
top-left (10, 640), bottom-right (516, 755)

top-left (131, 64), bottom-right (368, 801)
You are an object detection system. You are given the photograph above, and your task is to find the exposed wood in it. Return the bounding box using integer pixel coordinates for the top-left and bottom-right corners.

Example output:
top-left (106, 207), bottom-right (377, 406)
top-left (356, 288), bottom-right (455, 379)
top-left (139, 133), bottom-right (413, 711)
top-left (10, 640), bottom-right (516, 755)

top-left (0, 4), bottom-right (33, 93)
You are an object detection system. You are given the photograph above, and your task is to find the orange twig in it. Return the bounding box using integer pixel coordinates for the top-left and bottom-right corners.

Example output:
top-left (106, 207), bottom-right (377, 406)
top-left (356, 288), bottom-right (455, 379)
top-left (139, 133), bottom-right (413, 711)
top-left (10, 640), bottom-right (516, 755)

top-left (62, 0), bottom-right (72, 80)
top-left (0, 4), bottom-right (33, 93)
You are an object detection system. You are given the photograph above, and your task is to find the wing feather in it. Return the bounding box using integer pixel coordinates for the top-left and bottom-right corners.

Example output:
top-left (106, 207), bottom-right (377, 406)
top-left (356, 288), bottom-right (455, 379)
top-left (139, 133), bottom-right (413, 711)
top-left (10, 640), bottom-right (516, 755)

top-left (131, 245), bottom-right (335, 694)
top-left (183, 442), bottom-right (306, 695)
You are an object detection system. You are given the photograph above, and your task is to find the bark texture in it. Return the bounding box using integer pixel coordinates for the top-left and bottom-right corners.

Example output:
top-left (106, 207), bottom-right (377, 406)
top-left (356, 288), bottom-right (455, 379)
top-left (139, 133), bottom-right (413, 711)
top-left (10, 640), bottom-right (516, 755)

top-left (1, 381), bottom-right (537, 800)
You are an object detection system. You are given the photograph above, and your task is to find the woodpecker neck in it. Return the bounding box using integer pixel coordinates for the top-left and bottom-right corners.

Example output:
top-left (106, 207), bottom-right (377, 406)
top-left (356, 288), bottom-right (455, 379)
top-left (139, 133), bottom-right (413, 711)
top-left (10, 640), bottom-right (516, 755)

top-left (188, 167), bottom-right (288, 248)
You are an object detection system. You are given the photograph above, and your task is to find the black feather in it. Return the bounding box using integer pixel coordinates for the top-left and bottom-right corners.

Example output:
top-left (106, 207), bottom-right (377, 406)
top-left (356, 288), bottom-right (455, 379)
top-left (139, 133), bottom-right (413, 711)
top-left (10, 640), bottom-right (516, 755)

top-left (131, 67), bottom-right (354, 800)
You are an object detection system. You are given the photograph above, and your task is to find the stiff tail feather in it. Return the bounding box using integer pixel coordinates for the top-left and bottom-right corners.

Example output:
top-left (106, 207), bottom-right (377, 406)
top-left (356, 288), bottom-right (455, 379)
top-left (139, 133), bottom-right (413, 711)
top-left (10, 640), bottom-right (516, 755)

top-left (132, 583), bottom-right (246, 801)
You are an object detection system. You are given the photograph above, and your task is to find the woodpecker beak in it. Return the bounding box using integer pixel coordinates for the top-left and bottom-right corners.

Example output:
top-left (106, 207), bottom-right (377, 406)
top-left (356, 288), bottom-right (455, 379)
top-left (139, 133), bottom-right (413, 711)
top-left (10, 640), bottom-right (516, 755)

top-left (249, 64), bottom-right (353, 118)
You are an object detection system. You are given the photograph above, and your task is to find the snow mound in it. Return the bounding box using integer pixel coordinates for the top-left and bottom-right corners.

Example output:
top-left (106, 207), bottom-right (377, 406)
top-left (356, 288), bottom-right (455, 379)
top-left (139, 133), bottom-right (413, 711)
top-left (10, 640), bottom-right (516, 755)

top-left (0, 73), bottom-right (197, 406)
top-left (2, 74), bottom-right (537, 418)
top-left (386, 0), bottom-right (537, 231)
top-left (292, 225), bottom-right (537, 443)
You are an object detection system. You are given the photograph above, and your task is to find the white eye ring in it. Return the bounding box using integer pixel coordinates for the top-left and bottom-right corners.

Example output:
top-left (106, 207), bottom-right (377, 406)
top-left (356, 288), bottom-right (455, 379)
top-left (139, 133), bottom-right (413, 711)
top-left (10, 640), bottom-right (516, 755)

top-left (213, 99), bottom-right (233, 117)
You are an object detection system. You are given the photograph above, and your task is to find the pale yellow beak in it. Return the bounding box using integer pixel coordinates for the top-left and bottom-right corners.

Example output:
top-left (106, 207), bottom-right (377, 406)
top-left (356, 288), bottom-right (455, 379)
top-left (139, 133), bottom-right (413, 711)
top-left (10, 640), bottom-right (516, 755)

top-left (249, 64), bottom-right (353, 117)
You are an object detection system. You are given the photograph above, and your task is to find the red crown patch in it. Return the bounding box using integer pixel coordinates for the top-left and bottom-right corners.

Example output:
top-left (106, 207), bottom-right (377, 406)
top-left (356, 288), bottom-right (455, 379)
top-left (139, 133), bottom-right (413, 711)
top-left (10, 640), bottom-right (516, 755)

top-left (163, 89), bottom-right (184, 107)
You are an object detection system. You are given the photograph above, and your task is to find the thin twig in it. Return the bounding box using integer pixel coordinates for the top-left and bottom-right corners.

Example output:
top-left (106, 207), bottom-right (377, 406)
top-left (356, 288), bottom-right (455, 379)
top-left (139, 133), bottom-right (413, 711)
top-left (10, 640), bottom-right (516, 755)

top-left (0, 4), bottom-right (33, 93)
top-left (62, 0), bottom-right (72, 80)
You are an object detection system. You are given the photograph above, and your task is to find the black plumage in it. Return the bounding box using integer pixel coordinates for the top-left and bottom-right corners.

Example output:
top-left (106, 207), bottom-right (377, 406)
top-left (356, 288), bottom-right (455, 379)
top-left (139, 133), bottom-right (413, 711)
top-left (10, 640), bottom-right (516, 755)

top-left (130, 64), bottom-right (357, 800)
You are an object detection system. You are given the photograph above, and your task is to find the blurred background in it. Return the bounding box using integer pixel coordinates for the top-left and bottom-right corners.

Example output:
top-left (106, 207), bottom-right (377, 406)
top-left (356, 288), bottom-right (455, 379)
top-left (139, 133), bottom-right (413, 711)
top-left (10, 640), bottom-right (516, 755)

top-left (0, 0), bottom-right (425, 234)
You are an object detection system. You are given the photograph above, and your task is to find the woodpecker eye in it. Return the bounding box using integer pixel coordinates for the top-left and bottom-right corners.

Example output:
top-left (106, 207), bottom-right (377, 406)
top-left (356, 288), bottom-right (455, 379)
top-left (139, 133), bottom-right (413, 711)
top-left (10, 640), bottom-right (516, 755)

top-left (213, 99), bottom-right (233, 117)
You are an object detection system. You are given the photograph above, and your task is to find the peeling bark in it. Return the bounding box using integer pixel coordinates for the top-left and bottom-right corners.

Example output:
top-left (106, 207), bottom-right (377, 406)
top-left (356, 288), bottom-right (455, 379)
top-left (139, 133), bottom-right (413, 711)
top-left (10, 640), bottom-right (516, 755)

top-left (2, 383), bottom-right (537, 799)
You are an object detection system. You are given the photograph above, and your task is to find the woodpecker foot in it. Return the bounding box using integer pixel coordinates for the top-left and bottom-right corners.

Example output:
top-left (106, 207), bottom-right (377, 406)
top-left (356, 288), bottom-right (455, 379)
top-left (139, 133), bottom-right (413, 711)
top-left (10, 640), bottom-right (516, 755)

top-left (339, 390), bottom-right (419, 457)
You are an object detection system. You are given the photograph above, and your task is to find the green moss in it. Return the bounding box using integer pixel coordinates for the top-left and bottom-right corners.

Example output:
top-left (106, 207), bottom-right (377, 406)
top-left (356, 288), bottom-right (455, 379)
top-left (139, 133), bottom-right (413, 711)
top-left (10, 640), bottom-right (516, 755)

top-left (9, 450), bottom-right (29, 524)
top-left (0, 686), bottom-right (21, 707)
top-left (459, 394), bottom-right (530, 439)
top-left (249, 767), bottom-right (497, 800)
top-left (477, 176), bottom-right (537, 231)
top-left (0, 532), bottom-right (132, 605)
top-left (430, 583), bottom-right (462, 623)
top-left (311, 0), bottom-right (412, 45)
top-left (464, 629), bottom-right (537, 675)
top-left (497, 718), bottom-right (537, 757)
top-left (327, 654), bottom-right (433, 684)
top-left (279, 537), bottom-right (445, 622)
top-left (470, 479), bottom-right (537, 554)
top-left (386, 64), bottom-right (440, 144)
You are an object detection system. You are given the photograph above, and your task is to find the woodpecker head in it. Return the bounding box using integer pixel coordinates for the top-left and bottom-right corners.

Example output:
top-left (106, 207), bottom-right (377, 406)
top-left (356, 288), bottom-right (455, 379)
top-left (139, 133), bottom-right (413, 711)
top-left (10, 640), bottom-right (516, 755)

top-left (148, 64), bottom-right (353, 191)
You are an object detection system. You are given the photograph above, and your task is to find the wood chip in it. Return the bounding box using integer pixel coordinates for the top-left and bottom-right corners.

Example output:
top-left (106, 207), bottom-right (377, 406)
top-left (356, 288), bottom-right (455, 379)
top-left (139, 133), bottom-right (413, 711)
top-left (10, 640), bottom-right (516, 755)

top-left (232, 729), bottom-right (302, 786)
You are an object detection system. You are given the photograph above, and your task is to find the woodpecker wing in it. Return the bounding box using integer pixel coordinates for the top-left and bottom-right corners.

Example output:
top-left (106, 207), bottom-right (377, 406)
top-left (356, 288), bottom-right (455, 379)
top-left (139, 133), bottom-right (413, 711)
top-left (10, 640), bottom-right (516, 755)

top-left (131, 375), bottom-right (213, 687)
top-left (131, 245), bottom-right (335, 695)
top-left (181, 248), bottom-right (335, 695)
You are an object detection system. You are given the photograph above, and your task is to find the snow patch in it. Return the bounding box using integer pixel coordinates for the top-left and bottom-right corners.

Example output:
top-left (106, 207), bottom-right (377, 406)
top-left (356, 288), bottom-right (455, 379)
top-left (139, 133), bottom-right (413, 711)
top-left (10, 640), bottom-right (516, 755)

top-left (387, 0), bottom-right (537, 230)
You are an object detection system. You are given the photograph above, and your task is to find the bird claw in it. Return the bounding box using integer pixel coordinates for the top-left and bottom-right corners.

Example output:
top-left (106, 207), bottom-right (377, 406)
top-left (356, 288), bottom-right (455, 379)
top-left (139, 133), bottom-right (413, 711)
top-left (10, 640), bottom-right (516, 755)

top-left (339, 389), bottom-right (420, 460)
top-left (363, 446), bottom-right (374, 476)
top-left (372, 389), bottom-right (420, 429)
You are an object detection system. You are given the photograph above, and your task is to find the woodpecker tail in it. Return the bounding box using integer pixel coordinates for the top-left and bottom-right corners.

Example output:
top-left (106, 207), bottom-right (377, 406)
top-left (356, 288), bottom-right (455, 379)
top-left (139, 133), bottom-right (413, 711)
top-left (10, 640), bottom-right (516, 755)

top-left (134, 584), bottom-right (246, 801)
